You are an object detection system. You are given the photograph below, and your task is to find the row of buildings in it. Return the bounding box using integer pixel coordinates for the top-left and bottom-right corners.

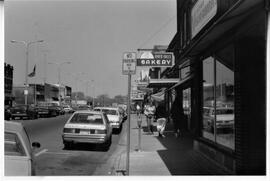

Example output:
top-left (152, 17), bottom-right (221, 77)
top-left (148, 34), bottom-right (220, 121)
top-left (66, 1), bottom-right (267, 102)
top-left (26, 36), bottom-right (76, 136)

top-left (141, 0), bottom-right (267, 175)
top-left (4, 63), bottom-right (72, 106)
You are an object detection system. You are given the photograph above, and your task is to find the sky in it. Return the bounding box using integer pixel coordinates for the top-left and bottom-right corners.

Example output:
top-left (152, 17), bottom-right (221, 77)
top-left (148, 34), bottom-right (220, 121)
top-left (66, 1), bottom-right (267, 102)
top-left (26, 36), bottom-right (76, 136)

top-left (4, 0), bottom-right (176, 98)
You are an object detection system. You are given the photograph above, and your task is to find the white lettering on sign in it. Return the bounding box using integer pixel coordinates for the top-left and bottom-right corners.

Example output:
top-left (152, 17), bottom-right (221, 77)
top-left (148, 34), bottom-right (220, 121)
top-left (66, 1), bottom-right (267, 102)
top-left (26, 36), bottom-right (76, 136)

top-left (191, 0), bottom-right (217, 38)
top-left (122, 52), bottom-right (136, 75)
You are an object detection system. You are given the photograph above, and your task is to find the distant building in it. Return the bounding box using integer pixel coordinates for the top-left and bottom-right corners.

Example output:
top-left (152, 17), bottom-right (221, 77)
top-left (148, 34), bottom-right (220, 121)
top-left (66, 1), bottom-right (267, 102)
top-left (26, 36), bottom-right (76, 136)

top-left (4, 63), bottom-right (14, 106)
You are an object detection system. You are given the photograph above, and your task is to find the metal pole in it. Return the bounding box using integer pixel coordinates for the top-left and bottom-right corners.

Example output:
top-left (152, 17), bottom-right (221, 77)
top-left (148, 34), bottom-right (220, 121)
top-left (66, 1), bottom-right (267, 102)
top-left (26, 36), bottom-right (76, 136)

top-left (126, 74), bottom-right (131, 175)
top-left (92, 80), bottom-right (95, 107)
top-left (25, 44), bottom-right (29, 105)
top-left (58, 65), bottom-right (61, 106)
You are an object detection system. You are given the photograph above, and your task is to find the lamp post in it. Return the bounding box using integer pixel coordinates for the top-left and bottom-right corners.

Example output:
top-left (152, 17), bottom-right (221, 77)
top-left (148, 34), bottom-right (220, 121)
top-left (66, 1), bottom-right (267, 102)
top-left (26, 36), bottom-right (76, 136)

top-left (48, 61), bottom-right (71, 106)
top-left (91, 80), bottom-right (95, 108)
top-left (11, 39), bottom-right (44, 105)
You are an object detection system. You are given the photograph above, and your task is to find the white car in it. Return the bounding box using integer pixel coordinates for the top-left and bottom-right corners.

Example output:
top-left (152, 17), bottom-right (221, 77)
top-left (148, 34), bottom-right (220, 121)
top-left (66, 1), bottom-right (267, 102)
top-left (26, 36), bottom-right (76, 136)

top-left (203, 107), bottom-right (234, 132)
top-left (93, 107), bottom-right (123, 132)
top-left (5, 121), bottom-right (41, 176)
top-left (62, 110), bottom-right (112, 150)
top-left (63, 105), bottom-right (74, 113)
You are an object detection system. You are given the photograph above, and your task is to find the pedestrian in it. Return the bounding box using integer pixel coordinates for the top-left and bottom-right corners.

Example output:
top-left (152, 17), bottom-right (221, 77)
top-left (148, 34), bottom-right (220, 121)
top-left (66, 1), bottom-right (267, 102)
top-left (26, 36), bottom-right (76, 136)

top-left (136, 104), bottom-right (141, 117)
top-left (144, 101), bottom-right (156, 134)
top-left (155, 102), bottom-right (167, 138)
top-left (170, 97), bottom-right (185, 138)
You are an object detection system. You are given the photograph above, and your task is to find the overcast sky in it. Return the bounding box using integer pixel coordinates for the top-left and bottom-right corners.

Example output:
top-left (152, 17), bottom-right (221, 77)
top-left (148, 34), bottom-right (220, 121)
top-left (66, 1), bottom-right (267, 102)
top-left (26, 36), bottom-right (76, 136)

top-left (5, 0), bottom-right (176, 98)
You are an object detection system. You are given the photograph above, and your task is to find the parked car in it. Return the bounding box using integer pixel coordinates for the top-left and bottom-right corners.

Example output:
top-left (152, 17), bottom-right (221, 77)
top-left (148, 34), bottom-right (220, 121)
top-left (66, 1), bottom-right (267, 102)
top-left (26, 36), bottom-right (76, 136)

top-left (35, 106), bottom-right (50, 118)
top-left (93, 107), bottom-right (123, 132)
top-left (203, 106), bottom-right (234, 133)
top-left (5, 121), bottom-right (41, 176)
top-left (10, 105), bottom-right (39, 120)
top-left (77, 105), bottom-right (91, 111)
top-left (62, 110), bottom-right (112, 150)
top-left (63, 105), bottom-right (74, 114)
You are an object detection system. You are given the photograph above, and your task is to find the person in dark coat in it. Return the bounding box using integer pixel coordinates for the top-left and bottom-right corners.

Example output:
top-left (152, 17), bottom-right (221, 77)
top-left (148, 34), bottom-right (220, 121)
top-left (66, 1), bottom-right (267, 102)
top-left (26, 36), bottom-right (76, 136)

top-left (155, 102), bottom-right (167, 138)
top-left (170, 97), bottom-right (185, 138)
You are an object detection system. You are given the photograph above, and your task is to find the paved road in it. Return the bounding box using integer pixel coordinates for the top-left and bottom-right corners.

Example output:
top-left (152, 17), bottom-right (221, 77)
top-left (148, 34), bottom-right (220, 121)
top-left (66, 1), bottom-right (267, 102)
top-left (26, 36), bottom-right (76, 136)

top-left (17, 114), bottom-right (126, 176)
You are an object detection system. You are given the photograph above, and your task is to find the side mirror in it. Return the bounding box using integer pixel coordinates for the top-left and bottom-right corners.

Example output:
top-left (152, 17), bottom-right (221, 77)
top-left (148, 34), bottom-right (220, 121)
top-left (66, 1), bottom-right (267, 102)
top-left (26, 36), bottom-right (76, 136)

top-left (32, 142), bottom-right (41, 149)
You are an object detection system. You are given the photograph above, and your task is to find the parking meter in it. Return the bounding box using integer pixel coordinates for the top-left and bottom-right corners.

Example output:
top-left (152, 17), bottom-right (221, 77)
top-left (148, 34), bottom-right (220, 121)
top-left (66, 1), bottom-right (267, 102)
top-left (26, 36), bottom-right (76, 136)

top-left (137, 116), bottom-right (142, 128)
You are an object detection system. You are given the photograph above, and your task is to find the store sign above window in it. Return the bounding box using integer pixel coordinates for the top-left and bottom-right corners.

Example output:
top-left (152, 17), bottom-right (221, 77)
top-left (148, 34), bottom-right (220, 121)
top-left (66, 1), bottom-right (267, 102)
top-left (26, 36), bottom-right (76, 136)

top-left (191, 0), bottom-right (217, 38)
top-left (137, 52), bottom-right (174, 67)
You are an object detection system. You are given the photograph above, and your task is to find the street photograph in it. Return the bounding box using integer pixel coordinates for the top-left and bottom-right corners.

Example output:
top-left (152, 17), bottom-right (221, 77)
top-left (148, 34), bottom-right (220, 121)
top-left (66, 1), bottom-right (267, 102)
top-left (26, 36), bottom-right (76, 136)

top-left (1, 0), bottom-right (269, 180)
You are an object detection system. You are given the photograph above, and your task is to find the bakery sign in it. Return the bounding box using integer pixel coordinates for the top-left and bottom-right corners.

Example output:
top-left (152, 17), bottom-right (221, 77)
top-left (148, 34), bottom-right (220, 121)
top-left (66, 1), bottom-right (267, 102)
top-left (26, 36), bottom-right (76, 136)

top-left (191, 0), bottom-right (217, 38)
top-left (136, 52), bottom-right (174, 67)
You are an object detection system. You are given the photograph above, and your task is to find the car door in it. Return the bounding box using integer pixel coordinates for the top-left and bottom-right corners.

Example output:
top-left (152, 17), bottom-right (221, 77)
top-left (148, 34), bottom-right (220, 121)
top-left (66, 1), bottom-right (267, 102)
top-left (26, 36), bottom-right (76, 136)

top-left (5, 132), bottom-right (32, 176)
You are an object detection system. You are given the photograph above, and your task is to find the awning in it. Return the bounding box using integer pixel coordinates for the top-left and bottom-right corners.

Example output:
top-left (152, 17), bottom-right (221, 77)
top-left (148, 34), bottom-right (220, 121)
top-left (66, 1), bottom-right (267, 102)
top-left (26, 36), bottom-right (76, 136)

top-left (151, 89), bottom-right (166, 102)
top-left (167, 74), bottom-right (193, 91)
top-left (147, 78), bottom-right (179, 88)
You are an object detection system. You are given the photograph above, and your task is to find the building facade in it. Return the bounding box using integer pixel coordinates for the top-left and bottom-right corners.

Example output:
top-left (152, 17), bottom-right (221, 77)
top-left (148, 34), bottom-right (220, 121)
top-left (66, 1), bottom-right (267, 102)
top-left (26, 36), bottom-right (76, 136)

top-left (161, 0), bottom-right (267, 174)
top-left (4, 63), bottom-right (14, 106)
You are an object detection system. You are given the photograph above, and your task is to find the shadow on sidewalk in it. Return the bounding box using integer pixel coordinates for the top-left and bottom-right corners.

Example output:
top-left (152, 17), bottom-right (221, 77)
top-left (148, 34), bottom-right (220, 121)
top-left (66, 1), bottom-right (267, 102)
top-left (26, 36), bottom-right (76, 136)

top-left (153, 124), bottom-right (230, 175)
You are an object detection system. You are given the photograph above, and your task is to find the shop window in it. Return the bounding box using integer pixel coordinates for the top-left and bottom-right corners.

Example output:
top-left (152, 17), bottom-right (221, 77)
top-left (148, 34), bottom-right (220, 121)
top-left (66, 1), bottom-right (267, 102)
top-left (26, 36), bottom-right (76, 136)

top-left (202, 56), bottom-right (235, 150)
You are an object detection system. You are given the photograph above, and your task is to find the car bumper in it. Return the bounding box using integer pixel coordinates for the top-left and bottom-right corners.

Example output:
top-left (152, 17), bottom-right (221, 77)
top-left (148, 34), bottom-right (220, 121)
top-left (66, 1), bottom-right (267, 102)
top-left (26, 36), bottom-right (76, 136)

top-left (62, 134), bottom-right (107, 144)
top-left (11, 113), bottom-right (27, 117)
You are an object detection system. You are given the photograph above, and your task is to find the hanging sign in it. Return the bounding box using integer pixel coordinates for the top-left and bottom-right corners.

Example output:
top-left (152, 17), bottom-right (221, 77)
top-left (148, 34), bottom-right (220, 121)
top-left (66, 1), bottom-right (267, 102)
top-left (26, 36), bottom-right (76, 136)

top-left (137, 52), bottom-right (174, 67)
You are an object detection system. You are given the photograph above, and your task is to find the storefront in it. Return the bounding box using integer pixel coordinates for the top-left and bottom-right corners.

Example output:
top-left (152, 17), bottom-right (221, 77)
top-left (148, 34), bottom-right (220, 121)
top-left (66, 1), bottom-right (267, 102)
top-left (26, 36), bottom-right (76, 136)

top-left (163, 0), bottom-right (267, 174)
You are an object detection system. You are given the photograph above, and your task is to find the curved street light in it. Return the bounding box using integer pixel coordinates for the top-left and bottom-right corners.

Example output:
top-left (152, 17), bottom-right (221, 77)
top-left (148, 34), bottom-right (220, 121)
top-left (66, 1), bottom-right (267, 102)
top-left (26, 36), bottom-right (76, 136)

top-left (10, 39), bottom-right (44, 105)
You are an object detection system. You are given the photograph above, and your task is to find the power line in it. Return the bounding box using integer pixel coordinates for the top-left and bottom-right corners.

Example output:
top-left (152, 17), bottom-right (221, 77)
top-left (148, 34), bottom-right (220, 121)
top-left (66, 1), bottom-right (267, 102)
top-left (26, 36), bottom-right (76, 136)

top-left (138, 15), bottom-right (176, 49)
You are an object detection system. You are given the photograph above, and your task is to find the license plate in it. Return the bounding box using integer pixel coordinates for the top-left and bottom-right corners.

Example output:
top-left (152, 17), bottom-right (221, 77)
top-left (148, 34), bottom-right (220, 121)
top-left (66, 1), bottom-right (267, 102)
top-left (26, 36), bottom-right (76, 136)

top-left (80, 130), bottom-right (90, 135)
top-left (17, 112), bottom-right (20, 113)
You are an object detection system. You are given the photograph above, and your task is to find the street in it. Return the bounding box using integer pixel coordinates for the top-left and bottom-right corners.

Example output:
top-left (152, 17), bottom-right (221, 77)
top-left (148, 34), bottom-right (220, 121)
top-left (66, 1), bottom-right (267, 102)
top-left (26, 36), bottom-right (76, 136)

top-left (18, 114), bottom-right (126, 176)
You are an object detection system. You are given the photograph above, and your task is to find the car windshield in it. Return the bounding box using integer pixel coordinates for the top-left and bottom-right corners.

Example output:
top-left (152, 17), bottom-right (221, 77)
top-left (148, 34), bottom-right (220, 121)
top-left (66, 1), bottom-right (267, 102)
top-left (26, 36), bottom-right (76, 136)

top-left (102, 109), bottom-right (117, 115)
top-left (215, 109), bottom-right (234, 115)
top-left (14, 105), bottom-right (26, 110)
top-left (69, 113), bottom-right (104, 125)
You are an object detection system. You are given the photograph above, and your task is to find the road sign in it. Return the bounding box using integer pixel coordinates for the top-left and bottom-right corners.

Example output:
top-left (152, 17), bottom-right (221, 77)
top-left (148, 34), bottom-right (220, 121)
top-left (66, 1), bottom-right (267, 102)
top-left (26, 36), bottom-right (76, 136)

top-left (122, 52), bottom-right (136, 75)
top-left (137, 52), bottom-right (174, 67)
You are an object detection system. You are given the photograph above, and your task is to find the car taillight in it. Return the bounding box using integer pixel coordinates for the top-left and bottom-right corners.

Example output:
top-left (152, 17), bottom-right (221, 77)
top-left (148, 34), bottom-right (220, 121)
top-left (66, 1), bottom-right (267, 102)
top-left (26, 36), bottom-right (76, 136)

top-left (63, 128), bottom-right (75, 133)
top-left (95, 129), bottom-right (107, 134)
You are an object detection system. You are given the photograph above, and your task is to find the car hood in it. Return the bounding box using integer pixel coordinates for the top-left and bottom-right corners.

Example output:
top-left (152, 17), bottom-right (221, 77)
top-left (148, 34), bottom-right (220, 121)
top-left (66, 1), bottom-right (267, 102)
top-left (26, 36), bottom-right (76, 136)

top-left (64, 123), bottom-right (106, 130)
top-left (216, 115), bottom-right (234, 121)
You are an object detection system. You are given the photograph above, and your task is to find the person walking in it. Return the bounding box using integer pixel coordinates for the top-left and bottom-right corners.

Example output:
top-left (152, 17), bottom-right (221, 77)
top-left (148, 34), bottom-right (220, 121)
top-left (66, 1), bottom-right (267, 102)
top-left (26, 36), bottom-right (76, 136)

top-left (144, 101), bottom-right (156, 134)
top-left (155, 102), bottom-right (167, 138)
top-left (170, 97), bottom-right (185, 138)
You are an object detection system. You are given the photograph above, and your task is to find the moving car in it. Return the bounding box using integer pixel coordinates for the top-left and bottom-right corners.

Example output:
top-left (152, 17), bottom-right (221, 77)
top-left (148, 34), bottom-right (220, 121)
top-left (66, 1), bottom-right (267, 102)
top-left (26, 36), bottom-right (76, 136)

top-left (62, 110), bottom-right (112, 150)
top-left (203, 106), bottom-right (234, 132)
top-left (93, 107), bottom-right (123, 132)
top-left (63, 105), bottom-right (74, 114)
top-left (10, 105), bottom-right (39, 120)
top-left (5, 121), bottom-right (41, 176)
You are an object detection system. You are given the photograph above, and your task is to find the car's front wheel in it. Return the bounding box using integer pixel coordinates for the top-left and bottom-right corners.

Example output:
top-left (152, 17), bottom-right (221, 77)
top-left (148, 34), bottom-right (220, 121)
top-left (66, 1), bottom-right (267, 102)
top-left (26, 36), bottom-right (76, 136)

top-left (64, 142), bottom-right (73, 150)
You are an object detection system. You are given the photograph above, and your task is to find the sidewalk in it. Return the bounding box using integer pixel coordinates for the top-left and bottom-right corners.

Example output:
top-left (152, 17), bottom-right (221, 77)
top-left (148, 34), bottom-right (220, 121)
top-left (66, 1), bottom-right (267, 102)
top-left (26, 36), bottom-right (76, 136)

top-left (114, 114), bottom-right (232, 176)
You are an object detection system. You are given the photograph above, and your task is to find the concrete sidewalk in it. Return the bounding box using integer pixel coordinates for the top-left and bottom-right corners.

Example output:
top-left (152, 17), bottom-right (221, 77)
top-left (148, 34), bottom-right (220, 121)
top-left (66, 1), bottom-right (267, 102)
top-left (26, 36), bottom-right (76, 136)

top-left (114, 114), bottom-right (231, 176)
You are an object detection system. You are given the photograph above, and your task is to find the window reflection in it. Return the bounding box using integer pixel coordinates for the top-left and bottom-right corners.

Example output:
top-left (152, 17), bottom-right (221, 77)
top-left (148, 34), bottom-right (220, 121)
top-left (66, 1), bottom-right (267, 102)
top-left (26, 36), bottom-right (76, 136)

top-left (202, 57), bottom-right (235, 150)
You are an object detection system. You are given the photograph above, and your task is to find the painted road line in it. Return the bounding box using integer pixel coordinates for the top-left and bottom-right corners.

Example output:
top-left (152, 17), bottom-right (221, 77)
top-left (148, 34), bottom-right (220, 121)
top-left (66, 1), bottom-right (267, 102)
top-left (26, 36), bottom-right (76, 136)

top-left (44, 151), bottom-right (71, 155)
top-left (35, 149), bottom-right (48, 157)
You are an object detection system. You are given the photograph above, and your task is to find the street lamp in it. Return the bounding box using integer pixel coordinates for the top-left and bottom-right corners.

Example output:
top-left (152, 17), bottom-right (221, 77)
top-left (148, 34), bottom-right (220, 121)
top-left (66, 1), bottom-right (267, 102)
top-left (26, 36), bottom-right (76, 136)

top-left (48, 61), bottom-right (71, 106)
top-left (10, 39), bottom-right (44, 105)
top-left (69, 72), bottom-right (86, 106)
